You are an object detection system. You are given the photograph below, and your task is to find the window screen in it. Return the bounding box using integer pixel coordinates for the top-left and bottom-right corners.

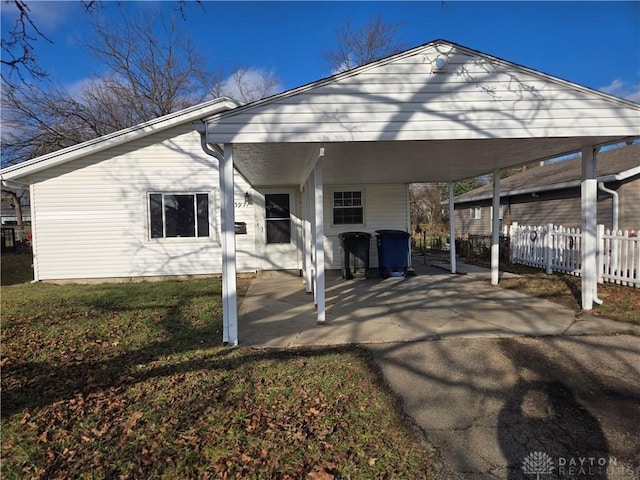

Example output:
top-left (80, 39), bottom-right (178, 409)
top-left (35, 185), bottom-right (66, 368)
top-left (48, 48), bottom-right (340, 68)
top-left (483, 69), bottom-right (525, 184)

top-left (265, 194), bottom-right (291, 244)
top-left (333, 191), bottom-right (364, 225)
top-left (149, 193), bottom-right (210, 239)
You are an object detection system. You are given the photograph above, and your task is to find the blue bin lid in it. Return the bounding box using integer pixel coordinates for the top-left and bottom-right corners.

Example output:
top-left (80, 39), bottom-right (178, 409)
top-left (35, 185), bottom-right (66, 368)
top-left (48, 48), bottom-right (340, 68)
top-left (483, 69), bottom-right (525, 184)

top-left (375, 229), bottom-right (410, 237)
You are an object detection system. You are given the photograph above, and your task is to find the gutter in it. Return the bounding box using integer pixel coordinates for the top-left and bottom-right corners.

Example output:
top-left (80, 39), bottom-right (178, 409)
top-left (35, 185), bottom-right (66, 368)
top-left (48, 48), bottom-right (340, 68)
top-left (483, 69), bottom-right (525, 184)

top-left (0, 175), bottom-right (28, 190)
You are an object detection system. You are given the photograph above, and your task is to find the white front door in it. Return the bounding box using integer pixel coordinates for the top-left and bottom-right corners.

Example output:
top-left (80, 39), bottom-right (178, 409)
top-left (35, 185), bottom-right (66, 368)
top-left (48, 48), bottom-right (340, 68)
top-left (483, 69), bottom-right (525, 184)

top-left (256, 188), bottom-right (301, 270)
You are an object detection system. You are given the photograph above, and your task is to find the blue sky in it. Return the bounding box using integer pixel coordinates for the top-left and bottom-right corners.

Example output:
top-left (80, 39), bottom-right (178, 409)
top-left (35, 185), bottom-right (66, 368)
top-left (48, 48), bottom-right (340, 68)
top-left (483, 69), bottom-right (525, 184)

top-left (1, 1), bottom-right (639, 102)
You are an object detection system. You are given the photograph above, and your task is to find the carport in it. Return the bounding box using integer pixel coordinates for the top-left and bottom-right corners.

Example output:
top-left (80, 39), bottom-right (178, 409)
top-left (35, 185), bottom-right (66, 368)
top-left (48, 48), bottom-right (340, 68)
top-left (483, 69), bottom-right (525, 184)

top-left (197, 39), bottom-right (640, 345)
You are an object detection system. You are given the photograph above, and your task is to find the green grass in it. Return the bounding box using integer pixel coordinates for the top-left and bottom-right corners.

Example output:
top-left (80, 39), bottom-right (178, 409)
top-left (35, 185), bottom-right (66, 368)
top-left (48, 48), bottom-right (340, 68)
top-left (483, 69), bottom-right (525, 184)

top-left (1, 279), bottom-right (438, 479)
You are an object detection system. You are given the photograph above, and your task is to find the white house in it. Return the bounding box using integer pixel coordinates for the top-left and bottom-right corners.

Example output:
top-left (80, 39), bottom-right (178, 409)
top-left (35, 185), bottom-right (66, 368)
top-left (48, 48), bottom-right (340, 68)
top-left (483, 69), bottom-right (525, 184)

top-left (2, 39), bottom-right (639, 345)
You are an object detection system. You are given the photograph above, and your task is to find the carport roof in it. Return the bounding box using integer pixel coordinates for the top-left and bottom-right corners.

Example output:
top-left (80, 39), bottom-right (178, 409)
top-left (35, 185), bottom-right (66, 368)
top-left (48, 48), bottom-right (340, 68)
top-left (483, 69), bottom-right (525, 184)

top-left (203, 39), bottom-right (639, 186)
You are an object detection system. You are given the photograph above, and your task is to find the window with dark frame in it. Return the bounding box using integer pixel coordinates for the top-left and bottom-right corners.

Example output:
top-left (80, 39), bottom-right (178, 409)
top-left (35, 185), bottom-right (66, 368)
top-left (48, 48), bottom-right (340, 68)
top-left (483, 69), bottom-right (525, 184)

top-left (333, 190), bottom-right (363, 225)
top-left (149, 193), bottom-right (210, 239)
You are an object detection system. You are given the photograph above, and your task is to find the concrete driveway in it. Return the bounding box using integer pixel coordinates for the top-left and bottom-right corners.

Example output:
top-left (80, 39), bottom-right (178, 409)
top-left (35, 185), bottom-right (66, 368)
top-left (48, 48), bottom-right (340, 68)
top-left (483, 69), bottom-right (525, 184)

top-left (238, 260), bottom-right (640, 479)
top-left (367, 336), bottom-right (640, 479)
top-left (238, 260), bottom-right (637, 347)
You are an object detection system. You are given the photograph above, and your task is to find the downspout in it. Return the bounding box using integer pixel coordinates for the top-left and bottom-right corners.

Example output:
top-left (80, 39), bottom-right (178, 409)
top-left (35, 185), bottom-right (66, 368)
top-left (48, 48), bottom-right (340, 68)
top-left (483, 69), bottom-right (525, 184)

top-left (194, 122), bottom-right (235, 344)
top-left (598, 182), bottom-right (618, 231)
top-left (595, 182), bottom-right (619, 306)
top-left (194, 122), bottom-right (223, 162)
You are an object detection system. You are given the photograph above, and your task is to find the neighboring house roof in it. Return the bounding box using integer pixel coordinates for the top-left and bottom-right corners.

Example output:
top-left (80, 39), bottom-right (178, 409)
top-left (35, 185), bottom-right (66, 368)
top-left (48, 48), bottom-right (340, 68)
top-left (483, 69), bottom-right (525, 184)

top-left (453, 143), bottom-right (640, 203)
top-left (0, 97), bottom-right (238, 181)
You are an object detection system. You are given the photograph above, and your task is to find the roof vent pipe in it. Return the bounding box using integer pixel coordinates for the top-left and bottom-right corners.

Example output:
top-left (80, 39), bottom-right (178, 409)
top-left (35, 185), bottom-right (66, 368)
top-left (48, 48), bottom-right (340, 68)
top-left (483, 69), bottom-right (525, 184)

top-left (598, 182), bottom-right (619, 232)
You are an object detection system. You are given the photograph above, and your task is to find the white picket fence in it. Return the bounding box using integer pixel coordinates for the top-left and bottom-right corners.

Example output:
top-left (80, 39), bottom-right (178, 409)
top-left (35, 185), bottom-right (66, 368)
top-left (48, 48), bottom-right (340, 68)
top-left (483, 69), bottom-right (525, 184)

top-left (510, 223), bottom-right (639, 287)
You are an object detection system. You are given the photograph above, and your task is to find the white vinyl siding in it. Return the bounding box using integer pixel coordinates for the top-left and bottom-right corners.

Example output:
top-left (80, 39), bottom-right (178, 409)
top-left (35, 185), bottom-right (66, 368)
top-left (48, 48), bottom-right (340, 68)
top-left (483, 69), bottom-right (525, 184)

top-left (28, 125), bottom-right (257, 281)
top-left (206, 43), bottom-right (639, 144)
top-left (323, 184), bottom-right (409, 269)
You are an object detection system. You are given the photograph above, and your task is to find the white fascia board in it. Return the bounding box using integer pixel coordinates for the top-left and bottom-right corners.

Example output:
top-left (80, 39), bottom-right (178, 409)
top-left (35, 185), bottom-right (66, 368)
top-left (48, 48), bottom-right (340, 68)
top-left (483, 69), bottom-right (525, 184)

top-left (1, 97), bottom-right (238, 180)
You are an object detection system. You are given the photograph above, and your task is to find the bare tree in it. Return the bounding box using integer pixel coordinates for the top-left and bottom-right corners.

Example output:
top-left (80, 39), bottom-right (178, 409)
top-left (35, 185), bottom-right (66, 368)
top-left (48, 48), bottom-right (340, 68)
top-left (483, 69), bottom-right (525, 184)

top-left (1, 0), bottom-right (97, 85)
top-left (409, 183), bottom-right (448, 237)
top-left (323, 15), bottom-right (405, 73)
top-left (84, 12), bottom-right (214, 120)
top-left (1, 187), bottom-right (28, 242)
top-left (1, 83), bottom-right (101, 166)
top-left (1, 6), bottom-right (284, 168)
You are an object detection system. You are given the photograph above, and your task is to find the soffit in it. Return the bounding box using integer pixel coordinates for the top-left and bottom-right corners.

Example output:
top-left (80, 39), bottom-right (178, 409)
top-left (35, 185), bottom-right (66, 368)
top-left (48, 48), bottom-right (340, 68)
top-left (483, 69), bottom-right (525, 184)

top-left (232, 136), bottom-right (627, 186)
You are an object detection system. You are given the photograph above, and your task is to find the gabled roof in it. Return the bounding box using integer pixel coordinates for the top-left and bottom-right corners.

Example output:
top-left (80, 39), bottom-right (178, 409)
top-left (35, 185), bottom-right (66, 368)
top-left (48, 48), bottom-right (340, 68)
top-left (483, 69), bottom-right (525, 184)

top-left (203, 38), bottom-right (639, 186)
top-left (0, 97), bottom-right (238, 181)
top-left (204, 38), bottom-right (639, 144)
top-left (454, 143), bottom-right (640, 203)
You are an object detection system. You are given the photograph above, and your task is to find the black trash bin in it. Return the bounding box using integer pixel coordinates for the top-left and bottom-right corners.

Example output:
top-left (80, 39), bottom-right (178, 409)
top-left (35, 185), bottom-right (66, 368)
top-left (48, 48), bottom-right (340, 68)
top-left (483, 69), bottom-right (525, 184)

top-left (338, 232), bottom-right (371, 279)
top-left (376, 230), bottom-right (410, 278)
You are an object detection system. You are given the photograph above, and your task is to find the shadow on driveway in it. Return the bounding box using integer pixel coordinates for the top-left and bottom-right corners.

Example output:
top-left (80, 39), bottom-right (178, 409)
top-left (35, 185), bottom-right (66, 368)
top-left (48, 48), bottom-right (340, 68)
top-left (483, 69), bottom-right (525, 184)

top-left (366, 335), bottom-right (640, 479)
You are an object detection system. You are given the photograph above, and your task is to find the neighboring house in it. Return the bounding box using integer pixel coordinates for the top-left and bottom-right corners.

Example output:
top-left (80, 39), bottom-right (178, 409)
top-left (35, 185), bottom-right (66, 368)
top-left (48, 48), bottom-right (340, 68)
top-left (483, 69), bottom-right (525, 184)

top-left (1, 187), bottom-right (31, 250)
top-left (1, 187), bottom-right (30, 226)
top-left (452, 144), bottom-right (640, 236)
top-left (1, 38), bottom-right (638, 343)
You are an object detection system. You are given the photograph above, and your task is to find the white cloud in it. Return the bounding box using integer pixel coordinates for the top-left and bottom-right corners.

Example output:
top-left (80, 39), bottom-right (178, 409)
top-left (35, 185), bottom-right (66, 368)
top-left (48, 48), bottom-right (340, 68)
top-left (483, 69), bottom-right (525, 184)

top-left (331, 54), bottom-right (357, 75)
top-left (599, 78), bottom-right (640, 103)
top-left (64, 76), bottom-right (94, 99)
top-left (1, 1), bottom-right (78, 33)
top-left (217, 68), bottom-right (282, 104)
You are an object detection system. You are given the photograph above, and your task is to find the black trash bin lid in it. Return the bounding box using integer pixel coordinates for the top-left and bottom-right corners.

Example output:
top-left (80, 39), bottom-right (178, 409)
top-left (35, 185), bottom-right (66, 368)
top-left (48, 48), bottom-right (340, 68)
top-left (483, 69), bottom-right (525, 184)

top-left (375, 229), bottom-right (410, 237)
top-left (338, 231), bottom-right (371, 239)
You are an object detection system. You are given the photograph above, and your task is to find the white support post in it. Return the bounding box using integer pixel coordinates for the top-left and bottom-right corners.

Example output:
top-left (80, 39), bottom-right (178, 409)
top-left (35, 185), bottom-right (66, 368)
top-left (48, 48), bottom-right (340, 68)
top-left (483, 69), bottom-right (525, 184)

top-left (220, 144), bottom-right (238, 345)
top-left (581, 146), bottom-right (597, 310)
top-left (448, 182), bottom-right (457, 274)
top-left (314, 158), bottom-right (326, 323)
top-left (310, 175), bottom-right (317, 304)
top-left (510, 222), bottom-right (518, 263)
top-left (545, 223), bottom-right (554, 274)
top-left (491, 170), bottom-right (501, 285)
top-left (303, 179), bottom-right (313, 293)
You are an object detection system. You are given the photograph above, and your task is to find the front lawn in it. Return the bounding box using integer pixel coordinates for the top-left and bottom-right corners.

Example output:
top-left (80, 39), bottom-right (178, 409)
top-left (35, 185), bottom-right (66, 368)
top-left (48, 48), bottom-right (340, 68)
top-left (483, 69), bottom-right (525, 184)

top-left (1, 279), bottom-right (439, 479)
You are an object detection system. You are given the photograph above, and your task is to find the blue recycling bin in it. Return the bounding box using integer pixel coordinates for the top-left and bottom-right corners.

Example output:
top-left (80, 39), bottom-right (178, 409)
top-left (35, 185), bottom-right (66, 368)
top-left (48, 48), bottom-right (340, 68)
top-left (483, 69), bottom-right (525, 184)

top-left (339, 232), bottom-right (371, 279)
top-left (376, 230), bottom-right (410, 278)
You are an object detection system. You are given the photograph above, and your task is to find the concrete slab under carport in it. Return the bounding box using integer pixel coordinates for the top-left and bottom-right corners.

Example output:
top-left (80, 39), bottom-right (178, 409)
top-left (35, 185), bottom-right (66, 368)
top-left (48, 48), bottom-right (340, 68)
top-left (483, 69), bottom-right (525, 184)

top-left (238, 260), bottom-right (596, 348)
